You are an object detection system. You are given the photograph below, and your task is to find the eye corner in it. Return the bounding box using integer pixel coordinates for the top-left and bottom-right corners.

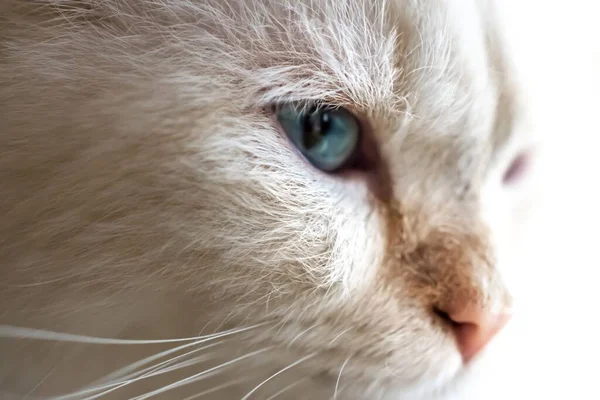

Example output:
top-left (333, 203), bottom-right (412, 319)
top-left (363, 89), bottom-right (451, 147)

top-left (502, 149), bottom-right (533, 186)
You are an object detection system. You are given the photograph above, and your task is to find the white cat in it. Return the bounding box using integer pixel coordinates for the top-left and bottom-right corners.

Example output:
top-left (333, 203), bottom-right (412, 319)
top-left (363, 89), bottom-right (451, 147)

top-left (1, 1), bottom-right (598, 399)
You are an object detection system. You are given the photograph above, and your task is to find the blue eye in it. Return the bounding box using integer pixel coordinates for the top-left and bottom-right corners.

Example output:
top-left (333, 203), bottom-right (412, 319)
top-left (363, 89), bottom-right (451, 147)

top-left (275, 104), bottom-right (361, 172)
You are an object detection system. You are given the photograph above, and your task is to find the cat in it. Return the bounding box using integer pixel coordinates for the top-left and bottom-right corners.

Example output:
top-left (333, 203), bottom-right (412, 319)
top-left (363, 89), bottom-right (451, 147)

top-left (0, 0), bottom-right (587, 399)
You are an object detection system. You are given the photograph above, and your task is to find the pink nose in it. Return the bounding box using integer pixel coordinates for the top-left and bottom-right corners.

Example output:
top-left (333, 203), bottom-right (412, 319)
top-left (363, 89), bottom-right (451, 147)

top-left (446, 306), bottom-right (511, 362)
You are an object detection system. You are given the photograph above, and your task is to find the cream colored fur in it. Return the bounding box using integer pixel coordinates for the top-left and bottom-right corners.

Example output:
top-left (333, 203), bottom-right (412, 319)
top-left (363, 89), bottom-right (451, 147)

top-left (1, 0), bottom-right (597, 399)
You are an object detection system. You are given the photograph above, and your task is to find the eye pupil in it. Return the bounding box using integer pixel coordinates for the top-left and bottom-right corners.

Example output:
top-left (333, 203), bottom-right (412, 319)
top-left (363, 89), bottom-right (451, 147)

top-left (302, 109), bottom-right (331, 150)
top-left (276, 103), bottom-right (361, 172)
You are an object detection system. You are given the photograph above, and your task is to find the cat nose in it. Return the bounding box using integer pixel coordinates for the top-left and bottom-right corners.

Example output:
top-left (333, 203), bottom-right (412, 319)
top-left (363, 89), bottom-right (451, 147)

top-left (442, 305), bottom-right (511, 363)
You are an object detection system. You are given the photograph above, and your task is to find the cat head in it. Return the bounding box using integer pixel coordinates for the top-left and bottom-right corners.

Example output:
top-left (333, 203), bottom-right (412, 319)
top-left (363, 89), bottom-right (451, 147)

top-left (0, 0), bottom-right (534, 398)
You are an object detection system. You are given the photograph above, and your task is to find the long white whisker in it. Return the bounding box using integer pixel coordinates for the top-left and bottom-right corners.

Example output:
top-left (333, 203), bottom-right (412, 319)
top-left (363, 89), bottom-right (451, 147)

top-left (0, 323), bottom-right (267, 345)
top-left (264, 377), bottom-right (311, 400)
top-left (92, 341), bottom-right (211, 385)
top-left (59, 341), bottom-right (226, 400)
top-left (130, 347), bottom-right (274, 400)
top-left (54, 324), bottom-right (270, 400)
top-left (93, 322), bottom-right (265, 385)
top-left (138, 354), bottom-right (216, 379)
top-left (77, 359), bottom-right (206, 400)
top-left (333, 356), bottom-right (352, 400)
top-left (240, 353), bottom-right (316, 400)
top-left (130, 343), bottom-right (223, 380)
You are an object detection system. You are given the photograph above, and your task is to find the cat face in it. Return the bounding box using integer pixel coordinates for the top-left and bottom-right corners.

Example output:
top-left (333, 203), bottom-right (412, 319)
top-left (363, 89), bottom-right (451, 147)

top-left (0, 0), bottom-right (534, 398)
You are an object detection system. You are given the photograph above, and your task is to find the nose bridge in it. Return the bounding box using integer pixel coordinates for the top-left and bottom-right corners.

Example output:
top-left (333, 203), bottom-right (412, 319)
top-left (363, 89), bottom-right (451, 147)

top-left (408, 224), bottom-right (510, 314)
top-left (406, 224), bottom-right (513, 362)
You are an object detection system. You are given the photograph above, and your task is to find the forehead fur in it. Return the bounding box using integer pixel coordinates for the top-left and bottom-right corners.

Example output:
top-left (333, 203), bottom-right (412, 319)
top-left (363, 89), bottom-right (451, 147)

top-left (1, 0), bottom-right (513, 208)
top-left (3, 0), bottom-right (504, 119)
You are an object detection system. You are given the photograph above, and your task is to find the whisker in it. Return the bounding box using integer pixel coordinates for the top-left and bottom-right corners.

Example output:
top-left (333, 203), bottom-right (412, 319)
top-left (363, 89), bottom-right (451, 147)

top-left (3, 391), bottom-right (44, 400)
top-left (84, 353), bottom-right (222, 400)
top-left (138, 354), bottom-right (219, 379)
top-left (129, 343), bottom-right (223, 381)
top-left (240, 353), bottom-right (316, 400)
top-left (59, 341), bottom-right (226, 400)
top-left (286, 324), bottom-right (318, 348)
top-left (24, 365), bottom-right (57, 399)
top-left (211, 309), bottom-right (240, 334)
top-left (264, 377), bottom-right (311, 400)
top-left (328, 328), bottom-right (351, 346)
top-left (88, 349), bottom-right (242, 400)
top-left (333, 356), bottom-right (352, 400)
top-left (91, 340), bottom-right (209, 385)
top-left (91, 328), bottom-right (252, 386)
top-left (0, 323), bottom-right (268, 345)
top-left (129, 347), bottom-right (274, 400)
top-left (53, 323), bottom-right (270, 400)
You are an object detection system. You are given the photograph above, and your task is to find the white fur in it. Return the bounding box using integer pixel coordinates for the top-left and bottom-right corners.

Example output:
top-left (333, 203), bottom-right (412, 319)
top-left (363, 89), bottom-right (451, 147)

top-left (2, 0), bottom-right (597, 399)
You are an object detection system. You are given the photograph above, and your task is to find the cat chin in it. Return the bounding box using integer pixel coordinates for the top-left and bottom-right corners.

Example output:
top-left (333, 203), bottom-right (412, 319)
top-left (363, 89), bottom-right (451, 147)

top-left (374, 377), bottom-right (473, 400)
top-left (371, 354), bottom-right (493, 400)
top-left (305, 355), bottom-right (466, 400)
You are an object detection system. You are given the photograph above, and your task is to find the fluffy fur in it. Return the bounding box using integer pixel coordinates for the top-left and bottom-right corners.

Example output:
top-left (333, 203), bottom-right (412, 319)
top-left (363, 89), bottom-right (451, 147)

top-left (0, 1), bottom-right (539, 399)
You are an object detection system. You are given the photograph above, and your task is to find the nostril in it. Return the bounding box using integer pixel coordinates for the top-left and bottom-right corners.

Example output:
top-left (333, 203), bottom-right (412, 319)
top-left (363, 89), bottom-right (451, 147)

top-left (433, 307), bottom-right (458, 328)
